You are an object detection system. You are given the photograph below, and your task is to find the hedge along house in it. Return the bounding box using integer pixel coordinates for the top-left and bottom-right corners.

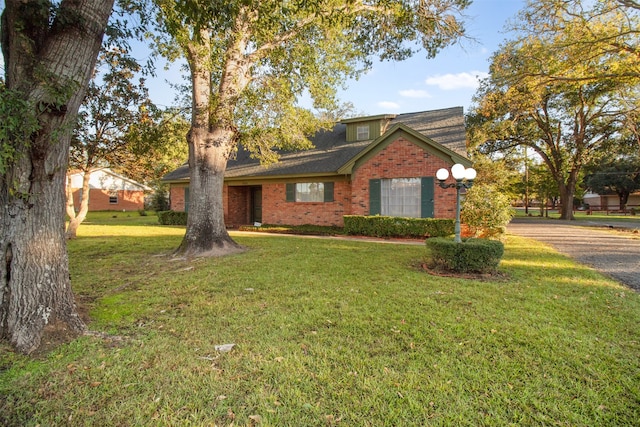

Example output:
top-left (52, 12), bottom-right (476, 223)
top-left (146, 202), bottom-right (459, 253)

top-left (162, 107), bottom-right (472, 228)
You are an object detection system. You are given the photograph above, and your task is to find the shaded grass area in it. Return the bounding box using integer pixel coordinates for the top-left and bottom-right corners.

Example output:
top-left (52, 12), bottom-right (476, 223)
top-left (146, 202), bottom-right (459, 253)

top-left (1, 223), bottom-right (639, 426)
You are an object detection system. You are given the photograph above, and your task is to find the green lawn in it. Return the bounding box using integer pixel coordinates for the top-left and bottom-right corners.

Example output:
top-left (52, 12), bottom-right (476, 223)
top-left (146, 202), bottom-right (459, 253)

top-left (1, 218), bottom-right (639, 426)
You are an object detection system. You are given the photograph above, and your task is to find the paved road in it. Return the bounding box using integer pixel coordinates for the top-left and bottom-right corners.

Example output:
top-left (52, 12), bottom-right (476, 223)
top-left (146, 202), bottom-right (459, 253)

top-left (507, 218), bottom-right (640, 291)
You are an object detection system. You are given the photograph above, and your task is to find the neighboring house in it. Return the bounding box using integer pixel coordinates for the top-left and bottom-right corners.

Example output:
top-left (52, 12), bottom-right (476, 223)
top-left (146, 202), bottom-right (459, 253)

top-left (67, 168), bottom-right (152, 212)
top-left (162, 107), bottom-right (472, 227)
top-left (583, 191), bottom-right (640, 211)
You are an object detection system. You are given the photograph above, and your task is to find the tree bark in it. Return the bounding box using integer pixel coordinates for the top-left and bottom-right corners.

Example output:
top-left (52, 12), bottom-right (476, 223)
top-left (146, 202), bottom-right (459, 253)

top-left (1, 0), bottom-right (114, 354)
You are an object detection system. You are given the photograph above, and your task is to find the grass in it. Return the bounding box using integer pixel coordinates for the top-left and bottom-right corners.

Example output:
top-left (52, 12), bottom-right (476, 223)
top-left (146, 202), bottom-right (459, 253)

top-left (1, 214), bottom-right (640, 425)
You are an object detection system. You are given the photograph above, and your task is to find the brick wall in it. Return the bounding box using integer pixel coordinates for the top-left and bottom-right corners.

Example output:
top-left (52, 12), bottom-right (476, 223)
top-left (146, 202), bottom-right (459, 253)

top-left (350, 137), bottom-right (457, 218)
top-left (71, 189), bottom-right (145, 211)
top-left (261, 181), bottom-right (352, 226)
top-left (226, 186), bottom-right (250, 227)
top-left (169, 185), bottom-right (187, 211)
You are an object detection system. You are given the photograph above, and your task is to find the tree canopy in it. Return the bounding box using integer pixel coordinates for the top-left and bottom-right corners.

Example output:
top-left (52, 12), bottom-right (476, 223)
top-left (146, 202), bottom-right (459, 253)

top-left (467, 0), bottom-right (640, 220)
top-left (584, 156), bottom-right (640, 209)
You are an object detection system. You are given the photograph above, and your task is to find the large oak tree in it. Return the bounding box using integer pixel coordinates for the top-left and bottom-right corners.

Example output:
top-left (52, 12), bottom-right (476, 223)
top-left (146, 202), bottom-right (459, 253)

top-left (468, 0), bottom-right (639, 220)
top-left (151, 0), bottom-right (470, 257)
top-left (1, 0), bottom-right (114, 354)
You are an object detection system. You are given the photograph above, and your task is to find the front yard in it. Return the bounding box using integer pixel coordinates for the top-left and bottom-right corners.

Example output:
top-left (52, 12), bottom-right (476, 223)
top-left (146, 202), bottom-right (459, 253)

top-left (1, 216), bottom-right (639, 425)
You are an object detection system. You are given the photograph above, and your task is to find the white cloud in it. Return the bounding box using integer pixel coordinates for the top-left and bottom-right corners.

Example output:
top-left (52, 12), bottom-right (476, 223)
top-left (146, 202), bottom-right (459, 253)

top-left (398, 89), bottom-right (432, 99)
top-left (377, 101), bottom-right (401, 110)
top-left (425, 71), bottom-right (489, 90)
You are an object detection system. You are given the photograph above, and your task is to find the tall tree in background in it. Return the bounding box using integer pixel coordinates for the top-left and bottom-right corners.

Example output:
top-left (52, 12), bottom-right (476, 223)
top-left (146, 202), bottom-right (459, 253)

top-left (515, 0), bottom-right (640, 146)
top-left (468, 0), bottom-right (639, 220)
top-left (151, 0), bottom-right (470, 257)
top-left (1, 0), bottom-right (114, 354)
top-left (584, 156), bottom-right (640, 210)
top-left (66, 48), bottom-right (155, 239)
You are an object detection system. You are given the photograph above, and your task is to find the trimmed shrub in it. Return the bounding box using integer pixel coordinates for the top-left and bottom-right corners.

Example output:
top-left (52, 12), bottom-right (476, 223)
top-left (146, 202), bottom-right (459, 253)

top-left (157, 210), bottom-right (188, 225)
top-left (343, 215), bottom-right (454, 238)
top-left (426, 237), bottom-right (504, 274)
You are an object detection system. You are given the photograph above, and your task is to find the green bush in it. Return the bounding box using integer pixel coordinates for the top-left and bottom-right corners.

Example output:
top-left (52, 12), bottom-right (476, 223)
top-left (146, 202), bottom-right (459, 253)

top-left (426, 237), bottom-right (504, 274)
top-left (343, 215), bottom-right (454, 238)
top-left (148, 188), bottom-right (170, 212)
top-left (157, 210), bottom-right (188, 225)
top-left (461, 184), bottom-right (515, 238)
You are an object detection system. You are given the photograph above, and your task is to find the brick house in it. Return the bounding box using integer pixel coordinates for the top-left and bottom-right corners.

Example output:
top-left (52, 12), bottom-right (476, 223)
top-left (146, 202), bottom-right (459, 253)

top-left (67, 168), bottom-right (152, 212)
top-left (162, 107), bottom-right (472, 227)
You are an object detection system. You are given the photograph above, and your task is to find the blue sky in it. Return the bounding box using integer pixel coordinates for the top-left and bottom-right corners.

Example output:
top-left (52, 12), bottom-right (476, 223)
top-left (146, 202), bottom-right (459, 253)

top-left (144, 0), bottom-right (526, 116)
top-left (336, 0), bottom-right (526, 116)
top-left (0, 1), bottom-right (525, 116)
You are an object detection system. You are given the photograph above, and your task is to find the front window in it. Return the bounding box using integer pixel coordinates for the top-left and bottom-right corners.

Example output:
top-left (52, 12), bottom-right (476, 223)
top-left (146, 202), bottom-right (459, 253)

top-left (295, 182), bottom-right (325, 202)
top-left (286, 182), bottom-right (334, 203)
top-left (381, 178), bottom-right (421, 217)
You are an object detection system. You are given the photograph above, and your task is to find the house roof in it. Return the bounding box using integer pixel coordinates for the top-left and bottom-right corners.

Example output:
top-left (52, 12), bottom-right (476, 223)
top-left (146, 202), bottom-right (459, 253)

top-left (162, 106), bottom-right (469, 183)
top-left (68, 167), bottom-right (153, 191)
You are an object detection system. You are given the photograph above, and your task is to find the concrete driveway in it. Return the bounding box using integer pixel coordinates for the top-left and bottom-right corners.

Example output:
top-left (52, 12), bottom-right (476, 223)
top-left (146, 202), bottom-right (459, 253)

top-left (507, 218), bottom-right (640, 291)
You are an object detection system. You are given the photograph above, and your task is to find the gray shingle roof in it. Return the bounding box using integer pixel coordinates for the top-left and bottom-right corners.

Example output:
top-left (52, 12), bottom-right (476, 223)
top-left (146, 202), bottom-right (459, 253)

top-left (161, 106), bottom-right (466, 182)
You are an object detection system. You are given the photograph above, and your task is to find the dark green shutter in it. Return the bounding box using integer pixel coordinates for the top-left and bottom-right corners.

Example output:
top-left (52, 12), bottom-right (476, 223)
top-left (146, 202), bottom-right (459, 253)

top-left (369, 179), bottom-right (381, 215)
top-left (421, 177), bottom-right (434, 218)
top-left (286, 183), bottom-right (295, 202)
top-left (323, 182), bottom-right (334, 202)
top-left (184, 186), bottom-right (190, 213)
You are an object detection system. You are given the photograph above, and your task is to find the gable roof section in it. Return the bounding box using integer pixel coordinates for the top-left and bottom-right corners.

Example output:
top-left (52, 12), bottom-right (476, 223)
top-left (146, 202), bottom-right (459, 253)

top-left (337, 123), bottom-right (471, 175)
top-left (161, 107), bottom-right (468, 183)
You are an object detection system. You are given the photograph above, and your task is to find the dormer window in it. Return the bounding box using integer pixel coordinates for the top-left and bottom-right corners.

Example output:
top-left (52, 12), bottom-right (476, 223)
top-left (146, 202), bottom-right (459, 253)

top-left (356, 125), bottom-right (370, 140)
top-left (341, 114), bottom-right (396, 142)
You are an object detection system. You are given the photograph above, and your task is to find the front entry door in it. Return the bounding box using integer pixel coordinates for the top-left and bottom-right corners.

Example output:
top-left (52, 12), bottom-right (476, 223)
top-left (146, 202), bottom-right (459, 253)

top-left (250, 186), bottom-right (262, 224)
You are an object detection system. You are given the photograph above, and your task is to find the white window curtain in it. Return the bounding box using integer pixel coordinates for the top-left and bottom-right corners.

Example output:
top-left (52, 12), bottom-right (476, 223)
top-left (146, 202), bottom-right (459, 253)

top-left (296, 183), bottom-right (324, 202)
top-left (381, 178), bottom-right (420, 218)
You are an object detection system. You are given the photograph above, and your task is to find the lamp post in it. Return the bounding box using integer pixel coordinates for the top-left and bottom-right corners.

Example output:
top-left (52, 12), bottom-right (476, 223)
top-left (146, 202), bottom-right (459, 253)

top-left (436, 163), bottom-right (477, 243)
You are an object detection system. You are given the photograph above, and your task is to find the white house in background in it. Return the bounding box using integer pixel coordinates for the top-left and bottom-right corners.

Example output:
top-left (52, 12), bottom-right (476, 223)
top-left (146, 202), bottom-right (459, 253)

top-left (67, 167), bottom-right (152, 211)
top-left (583, 191), bottom-right (640, 211)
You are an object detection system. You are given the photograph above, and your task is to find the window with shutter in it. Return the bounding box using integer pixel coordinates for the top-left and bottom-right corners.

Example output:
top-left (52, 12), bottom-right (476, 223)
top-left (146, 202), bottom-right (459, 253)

top-left (286, 182), bottom-right (334, 202)
top-left (370, 177), bottom-right (434, 218)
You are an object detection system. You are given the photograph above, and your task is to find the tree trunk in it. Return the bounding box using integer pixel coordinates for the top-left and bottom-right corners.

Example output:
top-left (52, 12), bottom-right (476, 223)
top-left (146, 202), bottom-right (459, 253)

top-left (174, 29), bottom-right (245, 258)
top-left (65, 170), bottom-right (92, 239)
top-left (1, 0), bottom-right (114, 354)
top-left (558, 186), bottom-right (575, 220)
top-left (176, 127), bottom-right (244, 257)
top-left (619, 192), bottom-right (629, 211)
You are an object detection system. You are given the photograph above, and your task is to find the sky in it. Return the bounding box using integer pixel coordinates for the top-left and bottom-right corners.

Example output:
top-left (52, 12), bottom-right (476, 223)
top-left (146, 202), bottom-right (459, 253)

top-left (0, 0), bottom-right (526, 117)
top-left (144, 0), bottom-right (526, 116)
top-left (331, 0), bottom-right (527, 116)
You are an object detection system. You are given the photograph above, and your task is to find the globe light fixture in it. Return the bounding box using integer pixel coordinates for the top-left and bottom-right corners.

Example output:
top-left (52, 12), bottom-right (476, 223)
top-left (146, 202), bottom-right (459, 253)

top-left (436, 163), bottom-right (477, 243)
